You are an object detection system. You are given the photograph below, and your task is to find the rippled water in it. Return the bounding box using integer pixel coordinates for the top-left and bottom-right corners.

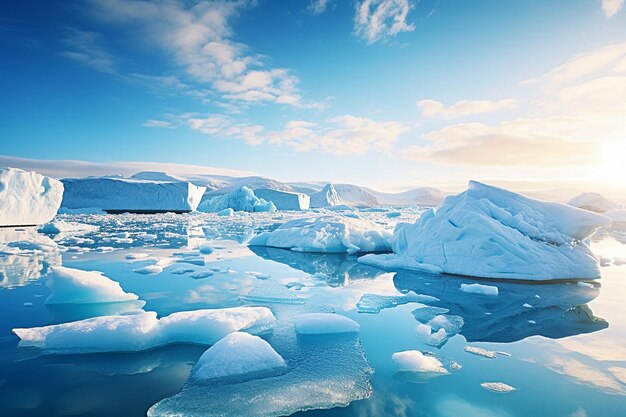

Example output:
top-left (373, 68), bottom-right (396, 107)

top-left (0, 210), bottom-right (625, 416)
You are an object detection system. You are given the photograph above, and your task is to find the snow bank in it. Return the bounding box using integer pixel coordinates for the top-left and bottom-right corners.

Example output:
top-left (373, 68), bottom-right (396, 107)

top-left (295, 313), bottom-right (360, 334)
top-left (310, 184), bottom-right (343, 208)
top-left (13, 307), bottom-right (275, 353)
top-left (460, 283), bottom-right (499, 296)
top-left (392, 350), bottom-right (448, 374)
top-left (190, 332), bottom-right (286, 382)
top-left (360, 181), bottom-right (610, 280)
top-left (249, 215), bottom-right (392, 254)
top-left (254, 188), bottom-right (310, 210)
top-left (567, 192), bottom-right (620, 213)
top-left (0, 168), bottom-right (63, 226)
top-left (61, 176), bottom-right (206, 213)
top-left (45, 266), bottom-right (139, 304)
top-left (197, 186), bottom-right (275, 213)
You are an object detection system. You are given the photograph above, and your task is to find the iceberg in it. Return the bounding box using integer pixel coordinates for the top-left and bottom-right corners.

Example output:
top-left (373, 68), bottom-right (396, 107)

top-left (254, 188), bottom-right (310, 210)
top-left (189, 332), bottom-right (286, 382)
top-left (460, 283), bottom-right (499, 296)
top-left (13, 306), bottom-right (275, 353)
top-left (0, 167), bottom-right (63, 226)
top-left (45, 266), bottom-right (139, 304)
top-left (309, 184), bottom-right (343, 208)
top-left (249, 215), bottom-right (392, 254)
top-left (295, 313), bottom-right (360, 334)
top-left (392, 350), bottom-right (448, 374)
top-left (60, 176), bottom-right (206, 213)
top-left (567, 192), bottom-right (620, 213)
top-left (360, 181), bottom-right (610, 280)
top-left (197, 186), bottom-right (275, 213)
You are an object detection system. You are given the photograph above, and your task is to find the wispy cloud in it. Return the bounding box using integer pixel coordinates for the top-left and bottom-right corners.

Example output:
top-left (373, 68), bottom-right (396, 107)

top-left (600, 0), bottom-right (624, 17)
top-left (417, 98), bottom-right (518, 118)
top-left (60, 28), bottom-right (117, 74)
top-left (308, 0), bottom-right (332, 15)
top-left (354, 0), bottom-right (415, 44)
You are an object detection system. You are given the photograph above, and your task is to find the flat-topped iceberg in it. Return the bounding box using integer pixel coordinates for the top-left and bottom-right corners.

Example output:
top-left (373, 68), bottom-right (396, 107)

top-left (197, 186), bottom-right (275, 213)
top-left (0, 167), bottom-right (63, 226)
top-left (13, 307), bottom-right (275, 353)
top-left (60, 176), bottom-right (206, 213)
top-left (254, 188), bottom-right (310, 210)
top-left (45, 266), bottom-right (139, 304)
top-left (310, 184), bottom-right (343, 208)
top-left (249, 215), bottom-right (392, 254)
top-left (359, 181), bottom-right (610, 280)
top-left (567, 192), bottom-right (620, 213)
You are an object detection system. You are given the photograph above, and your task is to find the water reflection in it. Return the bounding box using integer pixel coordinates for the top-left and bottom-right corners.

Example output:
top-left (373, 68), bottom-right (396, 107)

top-left (393, 271), bottom-right (607, 343)
top-left (249, 246), bottom-right (386, 286)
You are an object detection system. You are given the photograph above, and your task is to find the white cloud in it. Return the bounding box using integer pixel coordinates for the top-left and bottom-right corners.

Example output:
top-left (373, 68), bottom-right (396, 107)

top-left (417, 98), bottom-right (518, 119)
top-left (600, 0), bottom-right (624, 17)
top-left (308, 0), bottom-right (332, 15)
top-left (354, 0), bottom-right (415, 44)
top-left (142, 119), bottom-right (175, 128)
top-left (82, 0), bottom-right (317, 107)
top-left (60, 28), bottom-right (117, 74)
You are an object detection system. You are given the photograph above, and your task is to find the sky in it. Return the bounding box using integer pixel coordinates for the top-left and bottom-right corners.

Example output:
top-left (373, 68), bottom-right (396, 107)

top-left (2, 0), bottom-right (626, 195)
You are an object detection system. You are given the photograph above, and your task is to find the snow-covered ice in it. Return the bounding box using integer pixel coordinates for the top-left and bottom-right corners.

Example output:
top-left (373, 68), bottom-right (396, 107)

top-left (13, 307), bottom-right (275, 353)
top-left (460, 283), bottom-right (499, 296)
top-left (295, 313), bottom-right (360, 334)
top-left (309, 184), bottom-right (343, 208)
top-left (480, 382), bottom-right (516, 392)
top-left (568, 192), bottom-right (620, 213)
top-left (464, 346), bottom-right (497, 358)
top-left (189, 332), bottom-right (286, 382)
top-left (197, 186), bottom-right (275, 213)
top-left (249, 215), bottom-right (392, 254)
top-left (254, 188), bottom-right (310, 210)
top-left (45, 266), bottom-right (139, 304)
top-left (392, 350), bottom-right (448, 374)
top-left (359, 181), bottom-right (610, 280)
top-left (61, 176), bottom-right (206, 213)
top-left (0, 168), bottom-right (63, 226)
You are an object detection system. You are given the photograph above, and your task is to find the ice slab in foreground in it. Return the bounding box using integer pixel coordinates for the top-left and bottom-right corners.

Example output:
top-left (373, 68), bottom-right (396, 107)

top-left (310, 184), bottom-right (343, 208)
top-left (249, 215), bottom-right (392, 254)
top-left (254, 188), bottom-right (310, 210)
top-left (567, 192), bottom-right (620, 213)
top-left (0, 167), bottom-right (63, 226)
top-left (359, 181), bottom-right (610, 280)
top-left (13, 307), bottom-right (275, 353)
top-left (60, 176), bottom-right (206, 213)
top-left (197, 186), bottom-right (276, 213)
top-left (45, 266), bottom-right (139, 304)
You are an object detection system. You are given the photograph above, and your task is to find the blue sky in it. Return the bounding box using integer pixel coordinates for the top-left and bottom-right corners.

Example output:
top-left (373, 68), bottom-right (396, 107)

top-left (2, 0), bottom-right (626, 192)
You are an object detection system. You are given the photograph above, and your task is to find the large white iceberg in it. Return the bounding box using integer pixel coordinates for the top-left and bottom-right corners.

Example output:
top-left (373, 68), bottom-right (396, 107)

top-left (359, 181), bottom-right (610, 280)
top-left (197, 186), bottom-right (275, 213)
top-left (0, 167), bottom-right (63, 226)
top-left (13, 307), bottom-right (275, 353)
top-left (45, 266), bottom-right (139, 305)
top-left (249, 215), bottom-right (392, 254)
top-left (567, 192), bottom-right (620, 213)
top-left (310, 184), bottom-right (343, 208)
top-left (60, 176), bottom-right (206, 213)
top-left (254, 188), bottom-right (310, 210)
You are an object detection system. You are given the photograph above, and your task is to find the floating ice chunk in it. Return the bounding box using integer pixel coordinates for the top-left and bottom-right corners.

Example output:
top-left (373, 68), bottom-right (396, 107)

top-left (392, 350), bottom-right (448, 374)
top-left (240, 281), bottom-right (305, 305)
top-left (295, 313), bottom-right (360, 334)
top-left (249, 215), bottom-right (392, 254)
top-left (171, 267), bottom-right (194, 275)
top-left (190, 271), bottom-right (214, 279)
top-left (61, 176), bottom-right (206, 213)
top-left (125, 253), bottom-right (151, 261)
top-left (309, 184), bottom-right (343, 208)
top-left (198, 244), bottom-right (213, 254)
top-left (480, 382), bottom-right (516, 392)
top-left (198, 186), bottom-right (275, 213)
top-left (190, 332), bottom-right (286, 382)
top-left (359, 181), bottom-right (610, 280)
top-left (254, 188), bottom-right (310, 210)
top-left (13, 307), bottom-right (275, 353)
top-left (412, 306), bottom-right (450, 322)
top-left (464, 346), bottom-right (497, 359)
top-left (460, 283), bottom-right (499, 296)
top-left (133, 265), bottom-right (163, 275)
top-left (45, 266), bottom-right (139, 304)
top-left (38, 221), bottom-right (98, 235)
top-left (356, 291), bottom-right (438, 314)
top-left (428, 314), bottom-right (464, 335)
top-left (568, 192), bottom-right (619, 213)
top-left (0, 168), bottom-right (64, 226)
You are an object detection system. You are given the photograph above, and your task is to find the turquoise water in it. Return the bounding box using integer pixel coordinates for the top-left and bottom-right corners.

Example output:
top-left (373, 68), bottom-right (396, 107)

top-left (1, 212), bottom-right (625, 416)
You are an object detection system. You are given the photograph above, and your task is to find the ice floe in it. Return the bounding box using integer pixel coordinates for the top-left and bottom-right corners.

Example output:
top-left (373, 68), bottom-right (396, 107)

top-left (295, 313), bottom-right (360, 334)
top-left (460, 283), bottom-right (499, 296)
top-left (13, 306), bottom-right (275, 353)
top-left (254, 188), bottom-right (310, 210)
top-left (45, 266), bottom-right (139, 304)
top-left (249, 215), bottom-right (392, 254)
top-left (0, 168), bottom-right (63, 226)
top-left (359, 181), bottom-right (610, 280)
top-left (392, 350), bottom-right (448, 374)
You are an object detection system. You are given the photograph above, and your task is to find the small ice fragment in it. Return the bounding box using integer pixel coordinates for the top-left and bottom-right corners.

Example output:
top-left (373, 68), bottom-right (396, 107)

top-left (464, 346), bottom-right (497, 359)
top-left (460, 283), bottom-right (498, 296)
top-left (577, 282), bottom-right (594, 288)
top-left (357, 292), bottom-right (438, 314)
top-left (133, 265), bottom-right (163, 275)
top-left (126, 253), bottom-right (150, 261)
top-left (449, 361), bottom-right (462, 371)
top-left (199, 244), bottom-right (214, 255)
top-left (190, 271), bottom-right (214, 279)
top-left (522, 303), bottom-right (532, 308)
top-left (295, 313), bottom-right (360, 335)
top-left (392, 350), bottom-right (448, 374)
top-left (481, 382), bottom-right (516, 392)
top-left (23, 302), bottom-right (33, 307)
top-left (171, 268), bottom-right (194, 275)
top-left (528, 320), bottom-right (536, 324)
top-left (285, 282), bottom-right (305, 290)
